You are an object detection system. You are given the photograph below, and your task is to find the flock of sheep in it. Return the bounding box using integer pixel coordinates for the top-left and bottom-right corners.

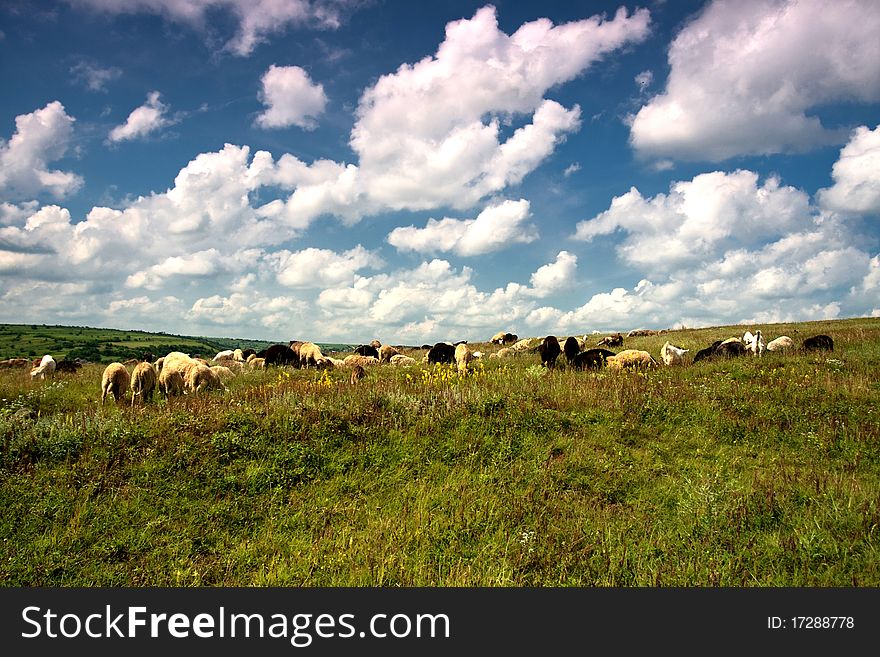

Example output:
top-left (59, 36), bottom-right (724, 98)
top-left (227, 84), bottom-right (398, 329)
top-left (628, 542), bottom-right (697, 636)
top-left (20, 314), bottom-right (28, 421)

top-left (3, 327), bottom-right (836, 406)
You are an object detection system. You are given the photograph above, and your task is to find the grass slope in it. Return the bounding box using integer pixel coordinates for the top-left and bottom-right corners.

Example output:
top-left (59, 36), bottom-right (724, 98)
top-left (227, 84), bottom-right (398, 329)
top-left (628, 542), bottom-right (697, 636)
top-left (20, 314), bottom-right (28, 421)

top-left (0, 323), bottom-right (348, 363)
top-left (1, 317), bottom-right (878, 585)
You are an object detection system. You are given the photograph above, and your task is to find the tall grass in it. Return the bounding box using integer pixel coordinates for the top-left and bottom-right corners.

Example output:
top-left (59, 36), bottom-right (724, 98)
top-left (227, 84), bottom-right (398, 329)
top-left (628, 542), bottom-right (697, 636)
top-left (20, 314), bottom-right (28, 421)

top-left (1, 318), bottom-right (878, 585)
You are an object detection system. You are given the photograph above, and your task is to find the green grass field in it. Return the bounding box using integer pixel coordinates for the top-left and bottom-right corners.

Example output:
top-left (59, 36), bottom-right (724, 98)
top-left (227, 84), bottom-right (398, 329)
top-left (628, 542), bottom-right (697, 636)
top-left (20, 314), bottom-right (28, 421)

top-left (1, 317), bottom-right (878, 585)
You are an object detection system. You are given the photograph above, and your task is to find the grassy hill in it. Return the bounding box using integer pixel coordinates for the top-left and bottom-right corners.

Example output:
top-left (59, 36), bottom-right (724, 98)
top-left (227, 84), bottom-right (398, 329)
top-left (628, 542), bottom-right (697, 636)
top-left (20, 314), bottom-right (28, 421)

top-left (1, 316), bottom-right (879, 586)
top-left (0, 324), bottom-right (351, 363)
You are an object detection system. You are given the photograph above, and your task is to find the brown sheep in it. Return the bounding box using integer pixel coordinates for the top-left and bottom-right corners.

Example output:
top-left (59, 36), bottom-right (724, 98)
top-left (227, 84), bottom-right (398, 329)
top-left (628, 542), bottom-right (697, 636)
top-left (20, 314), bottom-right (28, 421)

top-left (130, 361), bottom-right (158, 406)
top-left (378, 344), bottom-right (400, 363)
top-left (101, 363), bottom-right (131, 404)
top-left (350, 364), bottom-right (366, 384)
top-left (343, 354), bottom-right (379, 368)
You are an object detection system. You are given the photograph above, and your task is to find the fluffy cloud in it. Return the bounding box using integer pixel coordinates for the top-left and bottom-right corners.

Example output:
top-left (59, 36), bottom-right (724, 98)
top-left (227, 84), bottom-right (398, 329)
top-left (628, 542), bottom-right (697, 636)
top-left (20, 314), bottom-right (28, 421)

top-left (255, 65), bottom-right (327, 130)
top-left (0, 101), bottom-right (83, 200)
top-left (574, 170), bottom-right (812, 273)
top-left (525, 168), bottom-right (879, 335)
top-left (348, 5), bottom-right (649, 213)
top-left (387, 199), bottom-right (537, 256)
top-left (69, 0), bottom-right (350, 56)
top-left (818, 124), bottom-right (880, 215)
top-left (108, 91), bottom-right (174, 142)
top-left (272, 245), bottom-right (383, 288)
top-left (629, 0), bottom-right (880, 161)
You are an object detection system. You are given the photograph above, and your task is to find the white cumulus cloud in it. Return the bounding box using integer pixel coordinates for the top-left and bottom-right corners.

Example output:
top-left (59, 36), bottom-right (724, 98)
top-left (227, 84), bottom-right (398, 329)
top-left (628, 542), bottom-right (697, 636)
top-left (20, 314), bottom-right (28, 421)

top-left (818, 124), bottom-right (880, 215)
top-left (629, 0), bottom-right (880, 161)
top-left (0, 101), bottom-right (83, 200)
top-left (387, 199), bottom-right (537, 256)
top-left (255, 65), bottom-right (328, 130)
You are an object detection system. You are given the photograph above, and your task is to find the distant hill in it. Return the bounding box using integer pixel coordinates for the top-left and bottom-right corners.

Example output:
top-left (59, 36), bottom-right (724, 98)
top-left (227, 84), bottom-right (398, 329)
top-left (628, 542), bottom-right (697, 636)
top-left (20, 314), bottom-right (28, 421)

top-left (0, 323), bottom-right (349, 363)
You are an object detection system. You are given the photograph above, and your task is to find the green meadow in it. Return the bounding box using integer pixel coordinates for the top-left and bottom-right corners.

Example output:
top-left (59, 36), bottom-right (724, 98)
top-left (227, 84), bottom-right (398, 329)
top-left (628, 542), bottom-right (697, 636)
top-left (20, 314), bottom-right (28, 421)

top-left (1, 317), bottom-right (878, 585)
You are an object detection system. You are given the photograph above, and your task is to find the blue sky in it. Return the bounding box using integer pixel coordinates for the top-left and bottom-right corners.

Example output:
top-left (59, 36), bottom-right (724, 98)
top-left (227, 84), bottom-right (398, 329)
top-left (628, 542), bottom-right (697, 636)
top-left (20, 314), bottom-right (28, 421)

top-left (1, 0), bottom-right (878, 344)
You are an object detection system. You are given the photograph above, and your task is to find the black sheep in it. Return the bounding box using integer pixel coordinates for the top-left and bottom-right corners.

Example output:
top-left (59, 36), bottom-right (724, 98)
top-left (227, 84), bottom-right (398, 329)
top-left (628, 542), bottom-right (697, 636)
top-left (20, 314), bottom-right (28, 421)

top-left (538, 335), bottom-right (561, 368)
top-left (427, 342), bottom-right (456, 364)
top-left (570, 348), bottom-right (616, 370)
top-left (563, 336), bottom-right (581, 363)
top-left (802, 334), bottom-right (834, 351)
top-left (692, 340), bottom-right (723, 363)
top-left (263, 343), bottom-right (299, 367)
top-left (354, 344), bottom-right (380, 358)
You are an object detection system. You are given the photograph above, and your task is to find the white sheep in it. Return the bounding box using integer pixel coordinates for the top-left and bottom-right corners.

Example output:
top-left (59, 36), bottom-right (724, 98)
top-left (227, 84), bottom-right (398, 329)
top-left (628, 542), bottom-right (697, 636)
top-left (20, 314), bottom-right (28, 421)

top-left (158, 368), bottom-right (185, 397)
top-left (30, 354), bottom-right (56, 380)
top-left (101, 362), bottom-right (130, 403)
top-left (214, 349), bottom-right (235, 361)
top-left (130, 362), bottom-right (158, 406)
top-left (185, 363), bottom-right (226, 394)
top-left (766, 335), bottom-right (794, 352)
top-left (660, 341), bottom-right (689, 366)
top-left (455, 343), bottom-right (475, 374)
top-left (606, 349), bottom-right (659, 371)
top-left (747, 329), bottom-right (766, 357)
top-left (389, 354), bottom-right (417, 366)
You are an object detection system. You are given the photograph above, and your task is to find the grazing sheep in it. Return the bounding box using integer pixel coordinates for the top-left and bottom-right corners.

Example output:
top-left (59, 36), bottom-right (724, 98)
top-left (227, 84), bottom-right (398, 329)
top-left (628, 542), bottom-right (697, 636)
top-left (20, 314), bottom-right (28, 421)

top-left (489, 347), bottom-right (514, 359)
top-left (158, 368), bottom-right (185, 397)
top-left (30, 354), bottom-right (57, 380)
top-left (343, 354), bottom-right (379, 368)
top-left (263, 344), bottom-right (299, 367)
top-left (597, 333), bottom-right (624, 348)
top-left (694, 339), bottom-right (747, 362)
top-left (455, 343), bottom-right (476, 374)
top-left (490, 331), bottom-right (518, 345)
top-left (55, 359), bottom-right (82, 374)
top-left (627, 329), bottom-right (657, 337)
top-left (299, 342), bottom-right (326, 368)
top-left (716, 341), bottom-right (747, 358)
top-left (660, 341), bottom-right (689, 366)
top-left (747, 330), bottom-right (766, 357)
top-left (766, 336), bottom-right (794, 352)
top-left (692, 340), bottom-right (722, 363)
top-left (241, 348), bottom-right (257, 360)
top-left (354, 344), bottom-right (380, 359)
top-left (427, 342), bottom-right (456, 364)
top-left (325, 357), bottom-right (346, 368)
top-left (538, 335), bottom-right (561, 368)
top-left (563, 336), bottom-right (581, 364)
top-left (248, 357), bottom-right (266, 369)
top-left (101, 363), bottom-right (130, 403)
top-left (390, 354), bottom-right (417, 366)
top-left (130, 361), bottom-right (158, 407)
top-left (606, 349), bottom-right (658, 371)
top-left (214, 349), bottom-right (235, 361)
top-left (378, 344), bottom-right (400, 363)
top-left (509, 337), bottom-right (538, 353)
top-left (0, 358), bottom-right (32, 369)
top-left (570, 348), bottom-right (616, 370)
top-left (161, 352), bottom-right (198, 376)
top-left (210, 365), bottom-right (236, 383)
top-left (350, 364), bottom-right (366, 384)
top-left (803, 334), bottom-right (834, 351)
top-left (185, 364), bottom-right (226, 394)
top-left (233, 348), bottom-right (245, 362)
